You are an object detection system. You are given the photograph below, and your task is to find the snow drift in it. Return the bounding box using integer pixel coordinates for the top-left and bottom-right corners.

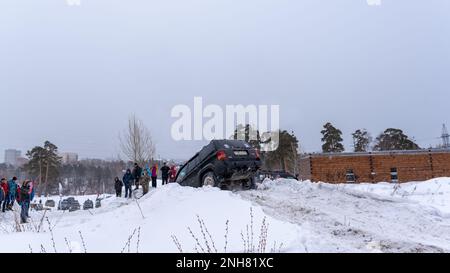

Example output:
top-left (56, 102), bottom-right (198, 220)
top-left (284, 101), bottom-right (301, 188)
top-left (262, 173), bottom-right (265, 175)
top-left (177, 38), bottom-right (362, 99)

top-left (1, 178), bottom-right (450, 253)
top-left (0, 182), bottom-right (301, 253)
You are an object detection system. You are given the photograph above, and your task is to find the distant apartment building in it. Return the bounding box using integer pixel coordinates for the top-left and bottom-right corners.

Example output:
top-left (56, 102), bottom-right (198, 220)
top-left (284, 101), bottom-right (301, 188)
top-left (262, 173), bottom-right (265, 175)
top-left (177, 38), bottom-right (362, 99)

top-left (16, 157), bottom-right (29, 167)
top-left (60, 152), bottom-right (79, 164)
top-left (4, 149), bottom-right (21, 166)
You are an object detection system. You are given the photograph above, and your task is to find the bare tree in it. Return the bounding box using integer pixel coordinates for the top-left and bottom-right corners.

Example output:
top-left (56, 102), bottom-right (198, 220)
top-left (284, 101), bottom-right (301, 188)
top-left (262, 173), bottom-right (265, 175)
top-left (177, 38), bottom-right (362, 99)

top-left (119, 115), bottom-right (156, 166)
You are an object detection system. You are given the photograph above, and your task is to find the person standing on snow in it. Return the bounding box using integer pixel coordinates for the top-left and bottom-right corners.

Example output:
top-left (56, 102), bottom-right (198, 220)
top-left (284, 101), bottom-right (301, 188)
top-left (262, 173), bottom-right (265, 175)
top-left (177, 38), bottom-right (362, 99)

top-left (114, 177), bottom-right (123, 197)
top-left (151, 164), bottom-right (158, 188)
top-left (0, 178), bottom-right (6, 212)
top-left (160, 162), bottom-right (170, 185)
top-left (169, 166), bottom-right (177, 183)
top-left (132, 163), bottom-right (143, 190)
top-left (122, 169), bottom-right (133, 199)
top-left (18, 180), bottom-right (33, 224)
top-left (6, 177), bottom-right (18, 211)
top-left (141, 171), bottom-right (150, 195)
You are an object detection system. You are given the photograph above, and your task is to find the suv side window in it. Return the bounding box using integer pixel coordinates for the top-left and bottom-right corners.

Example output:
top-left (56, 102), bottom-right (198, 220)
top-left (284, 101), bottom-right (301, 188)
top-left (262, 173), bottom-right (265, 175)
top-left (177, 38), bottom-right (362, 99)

top-left (184, 154), bottom-right (200, 177)
top-left (197, 144), bottom-right (214, 164)
top-left (176, 166), bottom-right (187, 182)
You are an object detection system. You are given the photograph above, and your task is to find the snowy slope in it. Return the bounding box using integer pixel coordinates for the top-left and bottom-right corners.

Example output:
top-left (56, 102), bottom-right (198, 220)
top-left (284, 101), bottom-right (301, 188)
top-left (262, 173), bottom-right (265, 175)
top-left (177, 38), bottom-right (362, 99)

top-left (0, 182), bottom-right (301, 253)
top-left (1, 178), bottom-right (450, 253)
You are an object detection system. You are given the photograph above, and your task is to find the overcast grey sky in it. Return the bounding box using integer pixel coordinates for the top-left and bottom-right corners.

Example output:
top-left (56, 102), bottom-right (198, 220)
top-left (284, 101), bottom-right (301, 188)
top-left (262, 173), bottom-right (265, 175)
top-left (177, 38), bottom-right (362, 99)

top-left (1, 0), bottom-right (449, 161)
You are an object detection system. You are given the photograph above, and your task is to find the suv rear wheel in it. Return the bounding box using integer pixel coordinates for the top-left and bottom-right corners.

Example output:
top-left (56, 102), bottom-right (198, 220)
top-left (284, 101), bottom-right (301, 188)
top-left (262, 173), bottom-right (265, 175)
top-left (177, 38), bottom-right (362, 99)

top-left (202, 172), bottom-right (218, 187)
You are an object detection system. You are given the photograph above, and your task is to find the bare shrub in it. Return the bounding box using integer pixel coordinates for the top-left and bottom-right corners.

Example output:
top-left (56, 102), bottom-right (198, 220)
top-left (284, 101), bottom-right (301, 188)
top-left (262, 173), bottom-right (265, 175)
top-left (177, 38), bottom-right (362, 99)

top-left (136, 227), bottom-right (141, 253)
top-left (121, 228), bottom-right (137, 253)
top-left (46, 217), bottom-right (57, 253)
top-left (171, 235), bottom-right (183, 253)
top-left (78, 231), bottom-right (87, 253)
top-left (65, 237), bottom-right (73, 253)
top-left (119, 115), bottom-right (156, 165)
top-left (172, 208), bottom-right (283, 253)
top-left (224, 220), bottom-right (229, 253)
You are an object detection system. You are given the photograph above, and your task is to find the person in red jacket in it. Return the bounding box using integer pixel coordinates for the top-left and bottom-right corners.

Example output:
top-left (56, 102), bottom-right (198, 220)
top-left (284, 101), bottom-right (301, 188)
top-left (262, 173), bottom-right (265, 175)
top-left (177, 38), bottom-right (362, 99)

top-left (169, 166), bottom-right (177, 183)
top-left (1, 178), bottom-right (8, 212)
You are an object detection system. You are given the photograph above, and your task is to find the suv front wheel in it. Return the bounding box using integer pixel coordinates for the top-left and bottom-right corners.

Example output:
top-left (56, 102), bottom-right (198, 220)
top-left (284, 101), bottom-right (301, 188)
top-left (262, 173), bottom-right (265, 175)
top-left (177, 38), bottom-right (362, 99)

top-left (202, 172), bottom-right (218, 187)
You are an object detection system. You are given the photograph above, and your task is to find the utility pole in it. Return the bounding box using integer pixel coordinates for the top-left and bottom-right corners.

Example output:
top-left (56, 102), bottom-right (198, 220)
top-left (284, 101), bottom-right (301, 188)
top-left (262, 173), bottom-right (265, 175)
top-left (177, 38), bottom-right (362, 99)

top-left (442, 124), bottom-right (450, 149)
top-left (291, 131), bottom-right (298, 176)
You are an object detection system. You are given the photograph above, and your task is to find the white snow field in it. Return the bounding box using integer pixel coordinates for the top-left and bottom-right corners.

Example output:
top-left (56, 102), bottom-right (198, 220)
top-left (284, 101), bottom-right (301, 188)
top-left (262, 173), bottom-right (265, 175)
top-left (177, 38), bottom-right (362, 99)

top-left (1, 178), bottom-right (450, 253)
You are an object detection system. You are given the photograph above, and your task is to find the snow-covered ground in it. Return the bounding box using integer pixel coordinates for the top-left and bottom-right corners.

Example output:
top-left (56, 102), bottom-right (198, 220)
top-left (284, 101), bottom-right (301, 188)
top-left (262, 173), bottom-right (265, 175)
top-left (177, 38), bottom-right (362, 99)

top-left (241, 178), bottom-right (450, 253)
top-left (1, 178), bottom-right (450, 253)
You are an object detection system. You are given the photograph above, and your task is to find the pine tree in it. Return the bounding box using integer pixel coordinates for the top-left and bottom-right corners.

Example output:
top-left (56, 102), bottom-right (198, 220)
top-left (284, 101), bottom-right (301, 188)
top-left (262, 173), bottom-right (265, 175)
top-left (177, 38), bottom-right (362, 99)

top-left (264, 130), bottom-right (299, 173)
top-left (352, 129), bottom-right (372, 152)
top-left (25, 141), bottom-right (62, 196)
top-left (321, 122), bottom-right (345, 153)
top-left (233, 124), bottom-right (262, 150)
top-left (373, 128), bottom-right (420, 151)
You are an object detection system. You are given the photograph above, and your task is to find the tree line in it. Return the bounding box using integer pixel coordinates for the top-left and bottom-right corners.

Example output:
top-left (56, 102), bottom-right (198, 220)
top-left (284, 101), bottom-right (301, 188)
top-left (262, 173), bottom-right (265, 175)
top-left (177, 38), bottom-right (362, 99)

top-left (320, 122), bottom-right (420, 153)
top-left (3, 120), bottom-right (423, 196)
top-left (0, 141), bottom-right (128, 197)
top-left (233, 122), bottom-right (423, 175)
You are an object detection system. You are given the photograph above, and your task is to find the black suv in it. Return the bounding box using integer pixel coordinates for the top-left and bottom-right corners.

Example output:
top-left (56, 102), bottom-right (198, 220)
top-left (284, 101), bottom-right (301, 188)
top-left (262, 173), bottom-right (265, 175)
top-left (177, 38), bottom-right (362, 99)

top-left (176, 140), bottom-right (261, 190)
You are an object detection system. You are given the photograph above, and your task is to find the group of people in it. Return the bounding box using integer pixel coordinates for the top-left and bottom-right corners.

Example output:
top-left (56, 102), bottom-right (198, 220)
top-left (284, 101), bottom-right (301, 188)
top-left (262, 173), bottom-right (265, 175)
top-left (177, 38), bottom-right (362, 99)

top-left (0, 163), bottom-right (177, 223)
top-left (114, 162), bottom-right (177, 198)
top-left (0, 177), bottom-right (35, 224)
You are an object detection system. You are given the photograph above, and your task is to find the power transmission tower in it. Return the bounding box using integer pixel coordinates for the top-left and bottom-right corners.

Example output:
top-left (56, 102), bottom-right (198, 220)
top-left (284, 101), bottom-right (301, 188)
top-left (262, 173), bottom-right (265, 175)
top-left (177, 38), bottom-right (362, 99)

top-left (442, 124), bottom-right (450, 149)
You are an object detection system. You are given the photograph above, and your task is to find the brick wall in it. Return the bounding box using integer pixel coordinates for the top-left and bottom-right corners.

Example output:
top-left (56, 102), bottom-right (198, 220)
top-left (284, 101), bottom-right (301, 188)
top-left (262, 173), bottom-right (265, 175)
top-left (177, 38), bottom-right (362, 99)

top-left (430, 152), bottom-right (450, 178)
top-left (310, 155), bottom-right (372, 183)
top-left (299, 150), bottom-right (450, 183)
top-left (298, 156), bottom-right (311, 181)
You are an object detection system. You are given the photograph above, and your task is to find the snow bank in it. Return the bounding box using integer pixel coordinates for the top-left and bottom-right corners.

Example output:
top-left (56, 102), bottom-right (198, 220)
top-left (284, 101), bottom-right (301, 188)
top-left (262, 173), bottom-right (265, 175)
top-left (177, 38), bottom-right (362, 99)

top-left (2, 178), bottom-right (450, 253)
top-left (242, 178), bottom-right (450, 253)
top-left (0, 183), bottom-right (300, 253)
top-left (340, 177), bottom-right (450, 214)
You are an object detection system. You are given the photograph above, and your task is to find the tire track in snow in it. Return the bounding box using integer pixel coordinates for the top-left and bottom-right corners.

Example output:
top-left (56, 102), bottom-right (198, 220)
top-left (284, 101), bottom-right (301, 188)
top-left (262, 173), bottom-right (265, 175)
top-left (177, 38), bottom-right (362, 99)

top-left (239, 180), bottom-right (450, 253)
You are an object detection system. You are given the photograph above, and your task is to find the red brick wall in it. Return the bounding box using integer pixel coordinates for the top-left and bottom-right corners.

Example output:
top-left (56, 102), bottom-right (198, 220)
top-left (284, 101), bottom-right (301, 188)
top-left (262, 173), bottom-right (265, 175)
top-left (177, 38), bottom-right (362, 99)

top-left (310, 155), bottom-right (372, 183)
top-left (300, 151), bottom-right (450, 183)
top-left (430, 153), bottom-right (450, 178)
top-left (371, 154), bottom-right (433, 182)
top-left (298, 156), bottom-right (311, 181)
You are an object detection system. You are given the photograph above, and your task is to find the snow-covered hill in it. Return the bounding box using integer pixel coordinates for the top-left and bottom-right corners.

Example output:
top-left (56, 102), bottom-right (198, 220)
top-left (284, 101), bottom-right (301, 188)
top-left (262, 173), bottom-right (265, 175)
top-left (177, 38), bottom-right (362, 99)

top-left (1, 178), bottom-right (450, 253)
top-left (0, 181), bottom-right (300, 253)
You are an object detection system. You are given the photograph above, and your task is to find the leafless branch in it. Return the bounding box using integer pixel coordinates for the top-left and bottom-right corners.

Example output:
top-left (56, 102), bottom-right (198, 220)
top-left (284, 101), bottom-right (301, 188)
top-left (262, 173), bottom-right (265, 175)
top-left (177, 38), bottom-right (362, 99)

top-left (119, 114), bottom-right (156, 165)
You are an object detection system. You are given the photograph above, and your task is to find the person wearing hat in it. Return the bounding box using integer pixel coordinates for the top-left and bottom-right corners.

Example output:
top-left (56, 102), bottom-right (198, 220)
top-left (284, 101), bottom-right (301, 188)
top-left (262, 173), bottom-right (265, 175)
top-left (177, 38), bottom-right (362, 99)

top-left (160, 162), bottom-right (170, 185)
top-left (132, 163), bottom-right (143, 190)
top-left (114, 177), bottom-right (123, 197)
top-left (122, 169), bottom-right (133, 199)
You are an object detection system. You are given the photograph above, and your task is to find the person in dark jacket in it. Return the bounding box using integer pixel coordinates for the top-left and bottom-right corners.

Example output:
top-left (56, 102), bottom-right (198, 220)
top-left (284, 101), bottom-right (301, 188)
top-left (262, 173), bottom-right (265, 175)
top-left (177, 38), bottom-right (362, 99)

top-left (19, 180), bottom-right (33, 224)
top-left (132, 163), bottom-right (143, 190)
top-left (122, 169), bottom-right (133, 198)
top-left (114, 177), bottom-right (123, 197)
top-left (160, 162), bottom-right (170, 185)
